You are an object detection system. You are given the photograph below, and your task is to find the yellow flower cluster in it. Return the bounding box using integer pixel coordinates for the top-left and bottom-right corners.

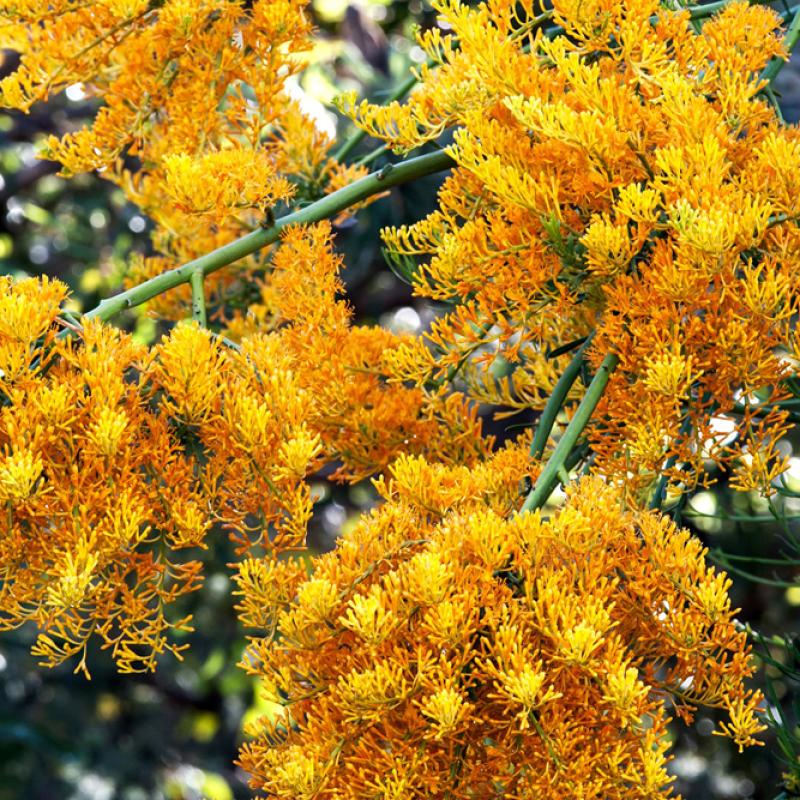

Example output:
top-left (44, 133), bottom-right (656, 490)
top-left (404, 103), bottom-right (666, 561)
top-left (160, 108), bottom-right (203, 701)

top-left (347, 0), bottom-right (800, 499)
top-left (0, 259), bottom-right (483, 674)
top-left (239, 474), bottom-right (763, 798)
top-left (0, 0), bottom-right (373, 319)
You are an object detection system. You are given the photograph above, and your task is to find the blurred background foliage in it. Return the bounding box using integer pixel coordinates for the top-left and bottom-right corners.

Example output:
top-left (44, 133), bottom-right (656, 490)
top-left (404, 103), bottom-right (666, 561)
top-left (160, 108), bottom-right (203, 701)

top-left (1, 1), bottom-right (800, 798)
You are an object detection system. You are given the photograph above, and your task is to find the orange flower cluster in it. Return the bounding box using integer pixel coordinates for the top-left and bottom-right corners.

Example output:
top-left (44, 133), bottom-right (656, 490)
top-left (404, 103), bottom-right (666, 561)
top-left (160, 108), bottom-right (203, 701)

top-left (0, 277), bottom-right (206, 674)
top-left (346, 0), bottom-right (800, 500)
top-left (0, 0), bottom-right (373, 320)
top-left (239, 474), bottom-right (763, 798)
top-left (0, 0), bottom-right (788, 794)
top-left (0, 247), bottom-right (483, 674)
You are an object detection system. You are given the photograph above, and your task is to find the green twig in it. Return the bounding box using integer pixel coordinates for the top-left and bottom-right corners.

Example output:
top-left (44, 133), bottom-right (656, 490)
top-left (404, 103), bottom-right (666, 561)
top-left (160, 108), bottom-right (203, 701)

top-left (58, 309), bottom-right (84, 333)
top-left (84, 150), bottom-right (455, 324)
top-left (766, 85), bottom-right (786, 122)
top-left (762, 4), bottom-right (800, 85)
top-left (686, 509), bottom-right (800, 523)
top-left (686, 0), bottom-right (730, 19)
top-left (354, 143), bottom-right (389, 168)
top-left (731, 400), bottom-right (800, 424)
top-left (735, 621), bottom-right (793, 650)
top-left (710, 550), bottom-right (799, 588)
top-left (529, 334), bottom-right (594, 461)
top-left (687, 0), bottom-right (791, 19)
top-left (719, 552), bottom-right (800, 566)
top-left (522, 353), bottom-right (619, 513)
top-left (190, 269), bottom-right (207, 327)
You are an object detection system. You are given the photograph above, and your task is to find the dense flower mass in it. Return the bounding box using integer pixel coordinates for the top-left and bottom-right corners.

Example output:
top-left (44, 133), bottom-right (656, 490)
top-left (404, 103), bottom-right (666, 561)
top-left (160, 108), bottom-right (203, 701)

top-left (239, 475), bottom-right (763, 798)
top-left (0, 0), bottom-right (377, 321)
top-left (0, 261), bottom-right (483, 674)
top-left (0, 275), bottom-right (316, 673)
top-left (1, 0), bottom-right (796, 795)
top-left (347, 0), bottom-right (800, 500)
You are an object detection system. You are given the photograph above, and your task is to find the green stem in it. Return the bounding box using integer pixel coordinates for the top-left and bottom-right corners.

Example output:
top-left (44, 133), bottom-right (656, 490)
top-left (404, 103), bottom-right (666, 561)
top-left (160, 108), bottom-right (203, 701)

top-left (722, 552), bottom-right (800, 565)
top-left (84, 150), bottom-right (455, 324)
top-left (729, 396), bottom-right (794, 412)
top-left (529, 334), bottom-right (594, 461)
top-left (522, 353), bottom-right (619, 513)
top-left (190, 269), bottom-right (207, 327)
top-left (762, 4), bottom-right (800, 85)
top-left (649, 460), bottom-right (676, 511)
top-left (710, 551), bottom-right (799, 588)
top-left (529, 711), bottom-right (562, 768)
top-left (564, 439), bottom-right (590, 473)
top-left (685, 0), bottom-right (734, 18)
top-left (766, 85), bottom-right (786, 122)
top-left (354, 143), bottom-right (389, 167)
top-left (738, 622), bottom-right (791, 651)
top-left (687, 0), bottom-right (790, 19)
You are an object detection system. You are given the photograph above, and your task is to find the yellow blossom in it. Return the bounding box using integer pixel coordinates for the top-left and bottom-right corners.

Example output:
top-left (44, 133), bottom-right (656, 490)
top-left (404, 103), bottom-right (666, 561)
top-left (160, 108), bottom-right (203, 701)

top-left (296, 578), bottom-right (339, 624)
top-left (495, 663), bottom-right (562, 726)
top-left (87, 406), bottom-right (129, 457)
top-left (162, 150), bottom-right (294, 220)
top-left (0, 448), bottom-right (43, 503)
top-left (560, 621), bottom-right (604, 666)
top-left (401, 550), bottom-right (453, 605)
top-left (47, 541), bottom-right (99, 610)
top-left (274, 428), bottom-right (322, 481)
top-left (240, 477), bottom-right (763, 797)
top-left (0, 0), bottom-right (788, 793)
top-left (615, 183), bottom-right (663, 225)
top-left (419, 686), bottom-right (471, 738)
top-left (339, 585), bottom-right (397, 646)
top-left (715, 694), bottom-right (768, 752)
top-left (261, 745), bottom-right (329, 799)
top-left (581, 214), bottom-right (642, 277)
top-left (643, 346), bottom-right (702, 399)
top-left (603, 665), bottom-right (649, 726)
top-left (337, 661), bottom-right (409, 723)
top-left (98, 0), bottom-right (149, 16)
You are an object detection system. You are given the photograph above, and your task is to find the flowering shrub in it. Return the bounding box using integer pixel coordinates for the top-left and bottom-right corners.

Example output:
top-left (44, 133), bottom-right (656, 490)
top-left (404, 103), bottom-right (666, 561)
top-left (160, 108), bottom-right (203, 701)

top-left (0, 231), bottom-right (481, 674)
top-left (239, 473), bottom-right (763, 798)
top-left (352, 0), bottom-right (800, 502)
top-left (2, 0), bottom-right (800, 796)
